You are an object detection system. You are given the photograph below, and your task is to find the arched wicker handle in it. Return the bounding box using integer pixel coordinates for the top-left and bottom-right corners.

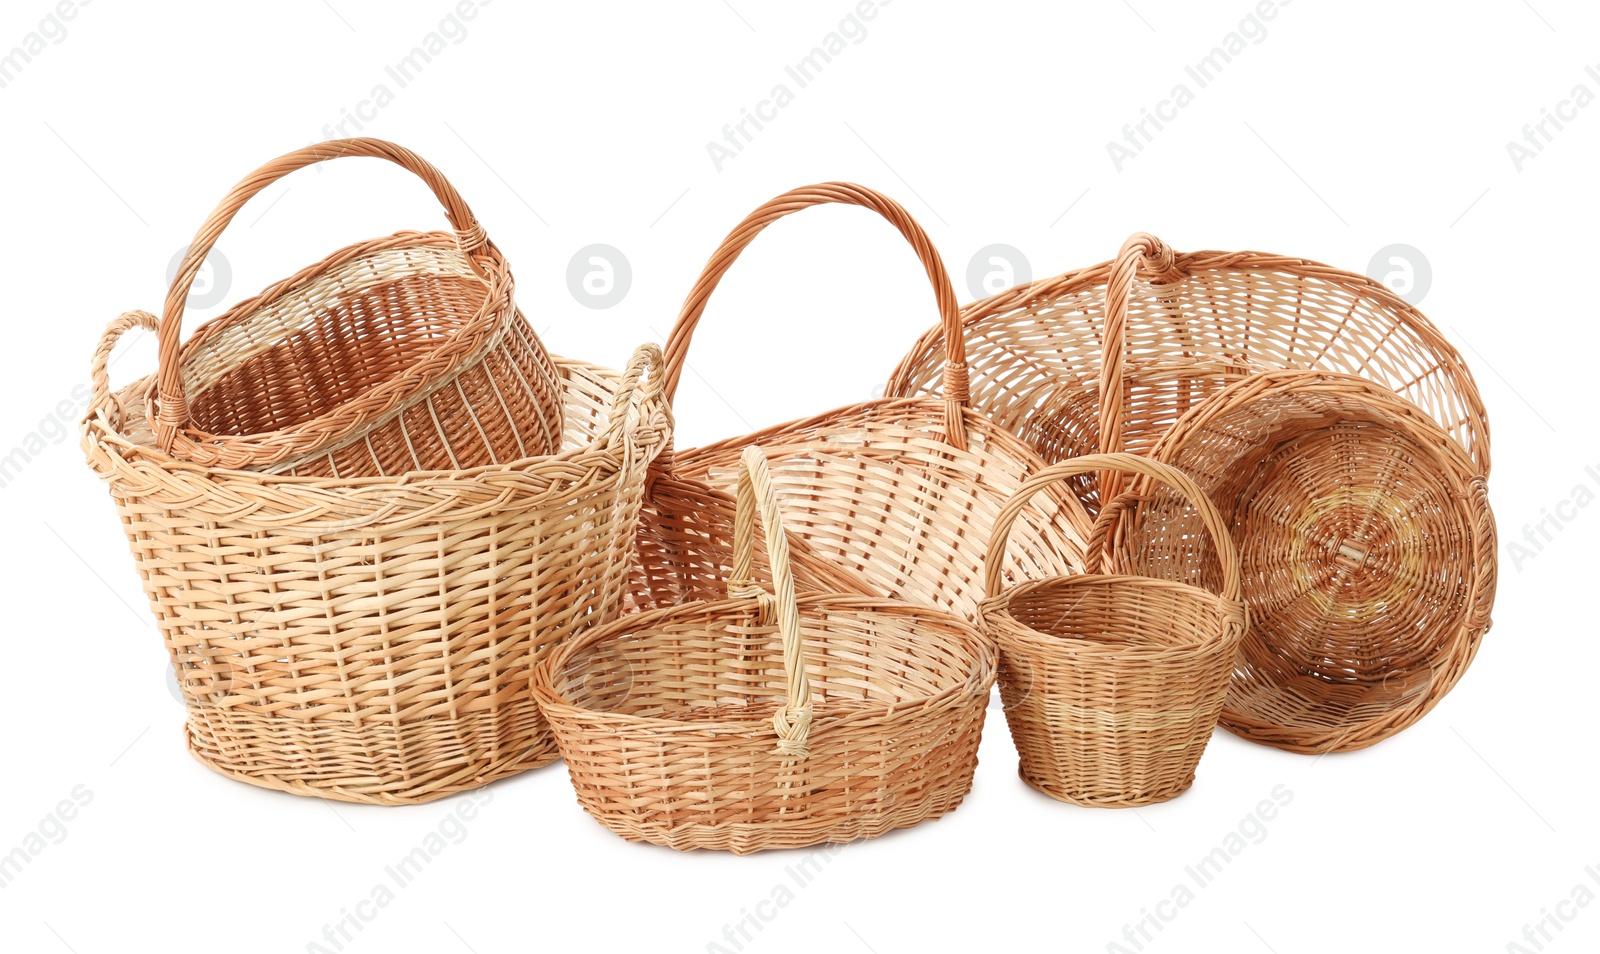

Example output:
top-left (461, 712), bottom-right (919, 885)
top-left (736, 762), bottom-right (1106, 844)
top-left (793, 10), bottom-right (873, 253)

top-left (90, 310), bottom-right (161, 431)
top-left (661, 182), bottom-right (970, 450)
top-left (729, 445), bottom-right (813, 759)
top-left (152, 137), bottom-right (495, 456)
top-left (983, 452), bottom-right (1241, 604)
top-left (1098, 233), bottom-right (1184, 502)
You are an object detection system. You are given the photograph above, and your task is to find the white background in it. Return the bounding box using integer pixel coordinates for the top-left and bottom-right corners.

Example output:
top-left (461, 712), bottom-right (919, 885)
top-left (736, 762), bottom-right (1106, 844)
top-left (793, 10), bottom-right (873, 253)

top-left (1, 1), bottom-right (1595, 952)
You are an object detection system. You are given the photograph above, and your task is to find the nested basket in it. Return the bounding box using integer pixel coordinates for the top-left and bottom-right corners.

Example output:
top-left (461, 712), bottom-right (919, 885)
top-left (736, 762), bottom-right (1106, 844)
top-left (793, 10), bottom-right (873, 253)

top-left (1125, 370), bottom-right (1497, 753)
top-left (653, 183), bottom-right (1087, 621)
top-left (150, 138), bottom-right (563, 477)
top-left (980, 454), bottom-right (1246, 807)
top-left (535, 447), bottom-right (997, 853)
top-left (887, 232), bottom-right (1490, 511)
top-left (83, 307), bottom-right (671, 803)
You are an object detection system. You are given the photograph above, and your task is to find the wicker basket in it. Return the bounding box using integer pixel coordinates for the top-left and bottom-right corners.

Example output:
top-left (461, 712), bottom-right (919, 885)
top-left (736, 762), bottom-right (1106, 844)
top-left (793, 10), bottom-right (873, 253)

top-left (535, 447), bottom-right (996, 853)
top-left (654, 183), bottom-right (1086, 620)
top-left (1125, 370), bottom-right (1497, 753)
top-left (83, 310), bottom-right (671, 804)
top-left (886, 232), bottom-right (1490, 511)
top-left (980, 453), bottom-right (1246, 807)
top-left (149, 138), bottom-right (564, 477)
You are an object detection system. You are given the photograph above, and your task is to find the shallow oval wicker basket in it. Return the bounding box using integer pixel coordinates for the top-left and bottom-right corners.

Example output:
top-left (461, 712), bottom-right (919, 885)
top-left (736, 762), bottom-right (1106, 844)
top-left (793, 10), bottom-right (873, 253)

top-left (886, 232), bottom-right (1490, 511)
top-left (535, 447), bottom-right (997, 853)
top-left (981, 453), bottom-right (1246, 807)
top-left (655, 183), bottom-right (1087, 620)
top-left (84, 308), bottom-right (670, 804)
top-left (1127, 370), bottom-right (1497, 753)
top-left (149, 138), bottom-right (564, 477)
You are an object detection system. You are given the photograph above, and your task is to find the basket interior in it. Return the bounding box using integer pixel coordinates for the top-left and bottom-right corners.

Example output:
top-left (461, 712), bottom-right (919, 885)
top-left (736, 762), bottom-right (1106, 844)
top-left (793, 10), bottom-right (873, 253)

top-left (999, 576), bottom-right (1225, 655)
top-left (177, 241), bottom-right (492, 438)
top-left (550, 597), bottom-right (988, 719)
top-left (1118, 390), bottom-right (1477, 728)
top-left (900, 262), bottom-right (1485, 482)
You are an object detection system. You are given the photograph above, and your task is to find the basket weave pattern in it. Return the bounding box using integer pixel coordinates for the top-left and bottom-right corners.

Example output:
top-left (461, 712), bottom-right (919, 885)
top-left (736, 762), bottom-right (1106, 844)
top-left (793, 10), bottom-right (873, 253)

top-left (151, 139), bottom-right (564, 477)
top-left (981, 454), bottom-right (1246, 806)
top-left (535, 447), bottom-right (996, 853)
top-left (84, 308), bottom-right (670, 804)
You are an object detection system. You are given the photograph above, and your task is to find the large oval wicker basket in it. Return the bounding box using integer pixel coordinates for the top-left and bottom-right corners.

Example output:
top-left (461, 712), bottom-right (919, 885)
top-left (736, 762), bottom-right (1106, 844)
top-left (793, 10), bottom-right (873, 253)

top-left (886, 232), bottom-right (1490, 511)
top-left (149, 138), bottom-right (564, 477)
top-left (654, 183), bottom-right (1086, 620)
top-left (83, 310), bottom-right (670, 804)
top-left (981, 454), bottom-right (1246, 807)
top-left (535, 447), bottom-right (996, 853)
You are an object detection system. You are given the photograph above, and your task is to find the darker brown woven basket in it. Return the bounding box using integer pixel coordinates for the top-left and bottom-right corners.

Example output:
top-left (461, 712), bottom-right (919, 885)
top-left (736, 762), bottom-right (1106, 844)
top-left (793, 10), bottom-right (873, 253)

top-left (1128, 370), bottom-right (1497, 753)
top-left (149, 138), bottom-right (564, 476)
top-left (981, 453), bottom-right (1246, 807)
top-left (535, 447), bottom-right (996, 853)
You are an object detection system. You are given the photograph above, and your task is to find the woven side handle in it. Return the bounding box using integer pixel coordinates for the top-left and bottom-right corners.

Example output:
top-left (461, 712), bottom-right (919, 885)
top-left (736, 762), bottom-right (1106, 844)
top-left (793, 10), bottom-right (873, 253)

top-left (603, 342), bottom-right (669, 448)
top-left (983, 452), bottom-right (1241, 604)
top-left (152, 137), bottom-right (494, 456)
top-left (660, 182), bottom-right (970, 450)
top-left (1098, 233), bottom-right (1185, 502)
top-left (729, 446), bottom-right (813, 759)
top-left (89, 311), bottom-right (160, 430)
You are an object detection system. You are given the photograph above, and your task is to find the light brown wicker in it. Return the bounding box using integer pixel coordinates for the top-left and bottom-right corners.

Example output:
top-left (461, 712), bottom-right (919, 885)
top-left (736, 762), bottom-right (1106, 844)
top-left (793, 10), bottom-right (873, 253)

top-left (535, 446), bottom-right (996, 853)
top-left (1126, 370), bottom-right (1497, 753)
top-left (655, 183), bottom-right (1087, 620)
top-left (886, 232), bottom-right (1490, 511)
top-left (150, 138), bottom-right (564, 477)
top-left (83, 309), bottom-right (671, 804)
top-left (981, 453), bottom-right (1246, 808)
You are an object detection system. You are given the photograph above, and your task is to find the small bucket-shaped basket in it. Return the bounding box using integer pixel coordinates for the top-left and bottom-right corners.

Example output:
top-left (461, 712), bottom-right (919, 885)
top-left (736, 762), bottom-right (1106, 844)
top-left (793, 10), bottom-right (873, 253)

top-left (149, 138), bottom-right (564, 476)
top-left (535, 446), bottom-right (997, 853)
top-left (980, 453), bottom-right (1246, 807)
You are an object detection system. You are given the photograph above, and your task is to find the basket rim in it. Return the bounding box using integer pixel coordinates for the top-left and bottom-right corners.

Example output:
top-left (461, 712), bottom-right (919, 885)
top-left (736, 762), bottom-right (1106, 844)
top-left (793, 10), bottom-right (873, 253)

top-left (161, 230), bottom-right (514, 445)
top-left (532, 592), bottom-right (997, 733)
top-left (885, 244), bottom-right (1490, 474)
top-left (980, 573), bottom-right (1245, 658)
top-left (86, 352), bottom-right (664, 488)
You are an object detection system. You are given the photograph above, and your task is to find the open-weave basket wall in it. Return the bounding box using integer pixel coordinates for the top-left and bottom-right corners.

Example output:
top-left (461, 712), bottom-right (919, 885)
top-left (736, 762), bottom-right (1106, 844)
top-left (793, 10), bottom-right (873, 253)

top-left (83, 310), bottom-right (671, 804)
top-left (536, 447), bottom-right (996, 853)
top-left (980, 454), bottom-right (1247, 807)
top-left (1118, 371), bottom-right (1497, 753)
top-left (885, 233), bottom-right (1490, 512)
top-left (150, 138), bottom-right (564, 477)
top-left (655, 183), bottom-right (1088, 621)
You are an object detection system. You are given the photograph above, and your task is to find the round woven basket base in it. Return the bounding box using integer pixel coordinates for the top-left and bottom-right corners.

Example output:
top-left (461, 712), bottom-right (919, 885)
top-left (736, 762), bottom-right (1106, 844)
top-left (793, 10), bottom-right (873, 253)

top-left (1017, 764), bottom-right (1195, 808)
top-left (183, 721), bottom-right (561, 805)
top-left (581, 781), bottom-right (977, 855)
